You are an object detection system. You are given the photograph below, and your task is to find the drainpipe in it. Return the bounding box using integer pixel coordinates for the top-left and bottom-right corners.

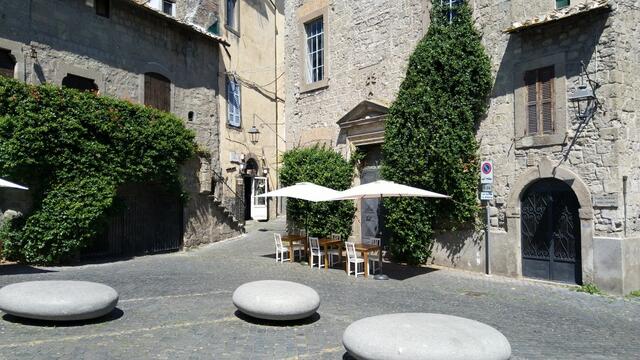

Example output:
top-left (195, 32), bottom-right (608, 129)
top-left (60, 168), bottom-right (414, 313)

top-left (623, 176), bottom-right (628, 237)
top-left (268, 0), bottom-right (280, 215)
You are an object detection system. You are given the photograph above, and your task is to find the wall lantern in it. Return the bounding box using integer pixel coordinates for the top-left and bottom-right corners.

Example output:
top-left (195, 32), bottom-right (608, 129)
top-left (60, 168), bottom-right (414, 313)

top-left (248, 125), bottom-right (260, 144)
top-left (263, 167), bottom-right (269, 175)
top-left (568, 84), bottom-right (597, 120)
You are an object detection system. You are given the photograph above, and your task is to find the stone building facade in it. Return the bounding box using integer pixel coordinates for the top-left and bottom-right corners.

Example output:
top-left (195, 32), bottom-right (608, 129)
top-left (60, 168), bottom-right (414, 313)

top-left (215, 0), bottom-right (286, 223)
top-left (284, 0), bottom-right (639, 294)
top-left (0, 0), bottom-right (242, 254)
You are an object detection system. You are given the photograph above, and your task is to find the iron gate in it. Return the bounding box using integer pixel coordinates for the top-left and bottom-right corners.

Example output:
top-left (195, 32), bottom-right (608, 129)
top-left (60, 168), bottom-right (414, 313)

top-left (521, 179), bottom-right (581, 284)
top-left (83, 183), bottom-right (183, 258)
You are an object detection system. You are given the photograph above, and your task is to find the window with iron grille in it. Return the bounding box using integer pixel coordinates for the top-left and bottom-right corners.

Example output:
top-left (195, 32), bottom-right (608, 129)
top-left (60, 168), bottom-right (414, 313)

top-left (304, 17), bottom-right (324, 83)
top-left (0, 49), bottom-right (15, 79)
top-left (226, 76), bottom-right (241, 128)
top-left (525, 66), bottom-right (555, 136)
top-left (556, 0), bottom-right (570, 9)
top-left (95, 0), bottom-right (109, 18)
top-left (144, 72), bottom-right (171, 112)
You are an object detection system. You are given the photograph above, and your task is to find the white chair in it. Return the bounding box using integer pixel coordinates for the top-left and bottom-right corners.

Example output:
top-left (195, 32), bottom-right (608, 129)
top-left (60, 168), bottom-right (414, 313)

top-left (308, 237), bottom-right (325, 269)
top-left (274, 233), bottom-right (289, 263)
top-left (327, 233), bottom-right (343, 266)
top-left (346, 242), bottom-right (365, 278)
top-left (366, 237), bottom-right (381, 274)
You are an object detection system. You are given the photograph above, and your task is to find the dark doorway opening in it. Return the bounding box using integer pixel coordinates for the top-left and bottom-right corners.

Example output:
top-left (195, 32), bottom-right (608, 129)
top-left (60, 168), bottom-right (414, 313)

top-left (521, 179), bottom-right (582, 284)
top-left (62, 74), bottom-right (99, 93)
top-left (244, 176), bottom-right (252, 220)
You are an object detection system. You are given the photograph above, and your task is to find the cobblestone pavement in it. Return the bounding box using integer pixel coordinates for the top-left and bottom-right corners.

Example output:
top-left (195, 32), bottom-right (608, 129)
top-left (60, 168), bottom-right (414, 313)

top-left (0, 217), bottom-right (639, 359)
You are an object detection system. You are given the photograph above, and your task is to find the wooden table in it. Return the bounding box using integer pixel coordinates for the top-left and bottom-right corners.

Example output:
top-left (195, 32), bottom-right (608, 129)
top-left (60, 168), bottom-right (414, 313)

top-left (318, 238), bottom-right (342, 271)
top-left (352, 243), bottom-right (381, 278)
top-left (316, 240), bottom-right (381, 278)
top-left (281, 235), bottom-right (307, 262)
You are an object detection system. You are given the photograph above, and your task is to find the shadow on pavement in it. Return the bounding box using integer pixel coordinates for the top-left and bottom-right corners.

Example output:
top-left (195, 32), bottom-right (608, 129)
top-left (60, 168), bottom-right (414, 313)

top-left (234, 310), bottom-right (320, 327)
top-left (381, 262), bottom-right (439, 281)
top-left (342, 353), bottom-right (356, 360)
top-left (1, 307), bottom-right (124, 327)
top-left (0, 264), bottom-right (57, 275)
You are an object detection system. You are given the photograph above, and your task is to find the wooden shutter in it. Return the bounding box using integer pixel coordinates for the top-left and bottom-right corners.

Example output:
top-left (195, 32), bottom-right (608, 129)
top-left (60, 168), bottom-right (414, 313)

top-left (524, 70), bottom-right (538, 135)
top-left (539, 67), bottom-right (555, 134)
top-left (144, 73), bottom-right (171, 112)
top-left (0, 49), bottom-right (15, 78)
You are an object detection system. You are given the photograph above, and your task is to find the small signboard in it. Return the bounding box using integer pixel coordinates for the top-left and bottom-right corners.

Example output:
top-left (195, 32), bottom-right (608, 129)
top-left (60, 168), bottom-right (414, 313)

top-left (480, 160), bottom-right (493, 184)
top-left (481, 183), bottom-right (492, 192)
top-left (480, 192), bottom-right (494, 201)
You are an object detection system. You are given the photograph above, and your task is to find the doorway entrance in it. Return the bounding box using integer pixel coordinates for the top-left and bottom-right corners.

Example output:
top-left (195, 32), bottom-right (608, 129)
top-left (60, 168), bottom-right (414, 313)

top-left (358, 144), bottom-right (384, 239)
top-left (242, 158), bottom-right (268, 221)
top-left (521, 179), bottom-right (582, 284)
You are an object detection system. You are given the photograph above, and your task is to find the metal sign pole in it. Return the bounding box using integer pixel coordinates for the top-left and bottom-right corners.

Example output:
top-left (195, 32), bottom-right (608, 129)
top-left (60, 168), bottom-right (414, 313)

top-left (485, 200), bottom-right (490, 275)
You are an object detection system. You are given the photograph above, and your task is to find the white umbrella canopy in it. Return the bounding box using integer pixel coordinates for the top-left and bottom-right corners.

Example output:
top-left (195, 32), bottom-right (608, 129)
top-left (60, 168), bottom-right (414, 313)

top-left (256, 182), bottom-right (340, 202)
top-left (329, 180), bottom-right (449, 200)
top-left (0, 178), bottom-right (28, 190)
top-left (328, 180), bottom-right (449, 279)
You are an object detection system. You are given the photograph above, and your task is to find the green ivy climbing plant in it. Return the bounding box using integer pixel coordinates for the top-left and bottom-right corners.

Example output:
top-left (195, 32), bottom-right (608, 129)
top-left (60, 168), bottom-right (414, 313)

top-left (381, 2), bottom-right (492, 265)
top-left (0, 77), bottom-right (196, 265)
top-left (280, 145), bottom-right (355, 240)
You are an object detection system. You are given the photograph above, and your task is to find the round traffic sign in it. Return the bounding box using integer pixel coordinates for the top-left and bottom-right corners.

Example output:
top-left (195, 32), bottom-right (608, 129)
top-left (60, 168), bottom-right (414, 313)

top-left (481, 162), bottom-right (492, 175)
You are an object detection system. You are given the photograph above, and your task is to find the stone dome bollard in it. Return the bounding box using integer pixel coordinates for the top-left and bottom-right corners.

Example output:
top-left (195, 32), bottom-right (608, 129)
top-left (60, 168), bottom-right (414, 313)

top-left (232, 280), bottom-right (320, 321)
top-left (0, 280), bottom-right (119, 321)
top-left (342, 313), bottom-right (511, 360)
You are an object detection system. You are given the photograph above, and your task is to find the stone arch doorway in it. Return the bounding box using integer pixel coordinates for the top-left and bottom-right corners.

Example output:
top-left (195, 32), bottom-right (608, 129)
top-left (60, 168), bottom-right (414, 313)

top-left (521, 179), bottom-right (582, 284)
top-left (506, 158), bottom-right (594, 285)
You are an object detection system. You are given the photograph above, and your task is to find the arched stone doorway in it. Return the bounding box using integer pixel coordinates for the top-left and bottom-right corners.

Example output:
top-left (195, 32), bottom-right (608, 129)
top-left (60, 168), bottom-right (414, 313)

top-left (506, 158), bottom-right (594, 285)
top-left (521, 179), bottom-right (581, 284)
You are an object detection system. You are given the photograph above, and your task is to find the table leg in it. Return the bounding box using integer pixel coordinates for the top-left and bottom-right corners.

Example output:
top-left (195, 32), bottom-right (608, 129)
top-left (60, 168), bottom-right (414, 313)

top-left (323, 244), bottom-right (329, 271)
top-left (363, 251), bottom-right (369, 278)
top-left (289, 242), bottom-right (294, 262)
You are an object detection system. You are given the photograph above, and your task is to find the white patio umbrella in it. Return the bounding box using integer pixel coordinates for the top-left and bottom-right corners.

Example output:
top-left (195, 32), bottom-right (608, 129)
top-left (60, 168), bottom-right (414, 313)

top-left (0, 177), bottom-right (28, 190)
top-left (329, 180), bottom-right (449, 279)
top-left (256, 182), bottom-right (341, 236)
top-left (256, 182), bottom-right (340, 202)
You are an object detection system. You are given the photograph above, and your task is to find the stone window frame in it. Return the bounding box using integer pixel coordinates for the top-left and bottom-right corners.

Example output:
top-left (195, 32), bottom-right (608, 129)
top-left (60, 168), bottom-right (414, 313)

top-left (225, 0), bottom-right (241, 37)
top-left (54, 63), bottom-right (105, 93)
top-left (298, 7), bottom-right (329, 93)
top-left (0, 39), bottom-right (25, 81)
top-left (514, 53), bottom-right (567, 149)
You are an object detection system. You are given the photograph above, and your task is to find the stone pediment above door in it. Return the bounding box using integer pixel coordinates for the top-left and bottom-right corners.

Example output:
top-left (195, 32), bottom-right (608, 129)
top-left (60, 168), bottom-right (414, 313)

top-left (337, 99), bottom-right (389, 146)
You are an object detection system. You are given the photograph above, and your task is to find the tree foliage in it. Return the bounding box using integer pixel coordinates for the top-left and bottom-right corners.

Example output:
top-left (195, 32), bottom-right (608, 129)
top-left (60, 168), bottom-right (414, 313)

top-left (280, 145), bottom-right (355, 239)
top-left (381, 2), bottom-right (492, 264)
top-left (0, 77), bottom-right (196, 264)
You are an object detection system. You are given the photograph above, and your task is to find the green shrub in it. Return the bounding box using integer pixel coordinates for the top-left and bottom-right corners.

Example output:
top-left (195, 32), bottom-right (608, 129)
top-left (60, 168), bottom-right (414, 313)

top-left (0, 77), bottom-right (196, 264)
top-left (280, 145), bottom-right (355, 239)
top-left (381, 2), bottom-right (492, 264)
top-left (628, 290), bottom-right (640, 298)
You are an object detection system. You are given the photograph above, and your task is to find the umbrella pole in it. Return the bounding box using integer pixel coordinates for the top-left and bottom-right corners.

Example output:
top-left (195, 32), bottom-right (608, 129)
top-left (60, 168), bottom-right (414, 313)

top-left (374, 194), bottom-right (389, 280)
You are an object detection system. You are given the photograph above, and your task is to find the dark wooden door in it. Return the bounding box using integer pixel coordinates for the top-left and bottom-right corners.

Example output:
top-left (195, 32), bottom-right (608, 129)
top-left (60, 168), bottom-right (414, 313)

top-left (144, 73), bottom-right (171, 112)
top-left (84, 183), bottom-right (183, 258)
top-left (521, 179), bottom-right (581, 284)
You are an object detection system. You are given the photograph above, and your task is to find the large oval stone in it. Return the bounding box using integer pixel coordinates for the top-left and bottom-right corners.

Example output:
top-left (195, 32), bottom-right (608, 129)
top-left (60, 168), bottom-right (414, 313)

top-left (232, 280), bottom-right (320, 320)
top-left (343, 313), bottom-right (511, 360)
top-left (0, 281), bottom-right (119, 321)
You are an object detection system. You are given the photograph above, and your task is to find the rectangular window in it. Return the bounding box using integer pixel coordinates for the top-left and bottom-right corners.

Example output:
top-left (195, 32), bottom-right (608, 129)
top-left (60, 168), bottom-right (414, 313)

top-left (556, 0), bottom-right (570, 9)
top-left (0, 49), bottom-right (16, 78)
top-left (226, 76), bottom-right (241, 127)
top-left (304, 17), bottom-right (324, 83)
top-left (525, 66), bottom-right (555, 136)
top-left (62, 74), bottom-right (99, 93)
top-left (95, 0), bottom-right (110, 18)
top-left (226, 0), bottom-right (238, 31)
top-left (162, 0), bottom-right (175, 16)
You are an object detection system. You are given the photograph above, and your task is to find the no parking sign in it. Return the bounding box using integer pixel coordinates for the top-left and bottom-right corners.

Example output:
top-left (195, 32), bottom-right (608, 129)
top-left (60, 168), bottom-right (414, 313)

top-left (480, 160), bottom-right (493, 184)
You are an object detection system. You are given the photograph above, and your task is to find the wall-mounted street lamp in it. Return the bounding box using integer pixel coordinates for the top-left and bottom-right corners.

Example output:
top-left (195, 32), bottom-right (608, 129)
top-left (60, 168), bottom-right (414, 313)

top-left (248, 125), bottom-right (260, 144)
top-left (568, 83), bottom-right (597, 120)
